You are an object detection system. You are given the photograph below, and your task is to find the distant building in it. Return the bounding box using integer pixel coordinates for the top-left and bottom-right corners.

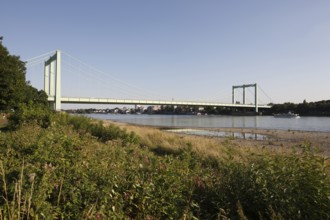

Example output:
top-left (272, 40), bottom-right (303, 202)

top-left (147, 105), bottom-right (161, 113)
top-left (135, 105), bottom-right (145, 113)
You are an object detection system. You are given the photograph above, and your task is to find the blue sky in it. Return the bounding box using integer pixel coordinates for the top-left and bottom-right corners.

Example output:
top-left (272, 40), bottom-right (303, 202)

top-left (2, 0), bottom-right (330, 107)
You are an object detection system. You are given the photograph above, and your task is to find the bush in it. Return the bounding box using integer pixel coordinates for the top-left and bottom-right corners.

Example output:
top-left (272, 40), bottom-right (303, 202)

top-left (66, 115), bottom-right (139, 145)
top-left (8, 102), bottom-right (52, 130)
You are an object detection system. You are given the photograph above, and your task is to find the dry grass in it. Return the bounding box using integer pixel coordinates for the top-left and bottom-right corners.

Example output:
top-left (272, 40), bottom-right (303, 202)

top-left (105, 121), bottom-right (227, 157)
top-left (103, 120), bottom-right (293, 161)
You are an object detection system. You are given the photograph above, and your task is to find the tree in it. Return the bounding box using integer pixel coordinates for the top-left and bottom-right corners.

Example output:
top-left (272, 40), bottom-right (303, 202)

top-left (0, 37), bottom-right (48, 111)
top-left (0, 40), bottom-right (27, 110)
top-left (24, 83), bottom-right (48, 106)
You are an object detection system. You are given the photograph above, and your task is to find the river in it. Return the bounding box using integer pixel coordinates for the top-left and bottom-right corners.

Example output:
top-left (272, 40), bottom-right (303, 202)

top-left (87, 114), bottom-right (330, 132)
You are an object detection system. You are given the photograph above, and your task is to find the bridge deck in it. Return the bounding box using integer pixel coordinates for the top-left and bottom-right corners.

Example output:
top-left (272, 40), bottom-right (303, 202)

top-left (48, 96), bottom-right (271, 108)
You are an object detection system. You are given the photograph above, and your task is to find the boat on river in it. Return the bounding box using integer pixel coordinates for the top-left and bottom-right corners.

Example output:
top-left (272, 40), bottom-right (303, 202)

top-left (273, 112), bottom-right (300, 118)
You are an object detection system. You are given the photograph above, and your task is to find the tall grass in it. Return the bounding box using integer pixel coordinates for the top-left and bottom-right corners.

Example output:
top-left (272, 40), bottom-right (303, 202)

top-left (193, 144), bottom-right (330, 219)
top-left (0, 113), bottom-right (329, 219)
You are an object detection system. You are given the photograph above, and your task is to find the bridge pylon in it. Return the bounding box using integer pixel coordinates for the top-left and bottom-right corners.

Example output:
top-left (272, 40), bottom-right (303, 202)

top-left (44, 50), bottom-right (61, 111)
top-left (232, 83), bottom-right (258, 112)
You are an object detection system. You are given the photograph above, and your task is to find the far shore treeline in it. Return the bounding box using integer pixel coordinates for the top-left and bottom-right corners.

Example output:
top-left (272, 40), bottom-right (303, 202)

top-left (270, 100), bottom-right (330, 116)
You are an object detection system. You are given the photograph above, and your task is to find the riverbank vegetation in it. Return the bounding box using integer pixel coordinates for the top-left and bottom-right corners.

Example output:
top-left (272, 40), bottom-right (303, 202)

top-left (1, 39), bottom-right (329, 219)
top-left (1, 112), bottom-right (329, 219)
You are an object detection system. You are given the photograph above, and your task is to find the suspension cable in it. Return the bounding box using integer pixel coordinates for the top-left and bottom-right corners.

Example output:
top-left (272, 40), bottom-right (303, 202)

top-left (61, 51), bottom-right (175, 101)
top-left (258, 85), bottom-right (273, 104)
top-left (25, 50), bottom-right (56, 63)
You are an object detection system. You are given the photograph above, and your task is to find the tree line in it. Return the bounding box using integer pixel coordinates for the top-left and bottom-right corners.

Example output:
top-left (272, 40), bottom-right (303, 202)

top-left (270, 100), bottom-right (330, 116)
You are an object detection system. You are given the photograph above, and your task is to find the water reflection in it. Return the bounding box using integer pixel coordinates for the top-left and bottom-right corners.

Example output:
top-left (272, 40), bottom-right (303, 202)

top-left (166, 129), bottom-right (268, 140)
top-left (231, 116), bottom-right (259, 129)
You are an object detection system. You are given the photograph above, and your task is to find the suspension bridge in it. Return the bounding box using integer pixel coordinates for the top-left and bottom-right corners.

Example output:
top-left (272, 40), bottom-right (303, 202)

top-left (26, 50), bottom-right (272, 112)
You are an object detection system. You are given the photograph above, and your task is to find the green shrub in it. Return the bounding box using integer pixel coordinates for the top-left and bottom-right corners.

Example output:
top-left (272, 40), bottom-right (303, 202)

top-left (65, 115), bottom-right (140, 145)
top-left (191, 145), bottom-right (330, 219)
top-left (8, 102), bottom-right (52, 130)
top-left (67, 114), bottom-right (92, 131)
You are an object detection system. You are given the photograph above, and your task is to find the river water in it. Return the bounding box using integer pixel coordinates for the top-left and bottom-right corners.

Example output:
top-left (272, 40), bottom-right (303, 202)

top-left (88, 114), bottom-right (330, 132)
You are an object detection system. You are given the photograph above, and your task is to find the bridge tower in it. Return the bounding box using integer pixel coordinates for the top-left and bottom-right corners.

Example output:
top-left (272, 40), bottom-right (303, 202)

top-left (232, 83), bottom-right (258, 112)
top-left (44, 50), bottom-right (61, 111)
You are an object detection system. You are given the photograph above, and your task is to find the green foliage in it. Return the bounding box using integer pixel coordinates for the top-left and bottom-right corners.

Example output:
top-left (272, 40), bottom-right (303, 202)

top-left (0, 41), bottom-right (27, 111)
top-left (0, 39), bottom-right (48, 115)
top-left (8, 102), bottom-right (52, 130)
top-left (89, 122), bottom-right (139, 145)
top-left (192, 146), bottom-right (330, 219)
top-left (271, 100), bottom-right (330, 116)
top-left (24, 84), bottom-right (48, 106)
top-left (0, 115), bottom-right (329, 219)
top-left (65, 115), bottom-right (140, 145)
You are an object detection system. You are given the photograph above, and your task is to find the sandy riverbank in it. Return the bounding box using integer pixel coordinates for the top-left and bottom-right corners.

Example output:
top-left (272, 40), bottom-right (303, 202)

top-left (209, 127), bottom-right (330, 156)
top-left (104, 120), bottom-right (330, 156)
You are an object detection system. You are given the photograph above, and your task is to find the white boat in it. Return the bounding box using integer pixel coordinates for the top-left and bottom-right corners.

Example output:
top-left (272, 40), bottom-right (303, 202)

top-left (273, 112), bottom-right (300, 118)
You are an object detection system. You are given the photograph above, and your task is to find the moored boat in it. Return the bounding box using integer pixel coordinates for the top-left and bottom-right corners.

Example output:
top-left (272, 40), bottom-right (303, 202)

top-left (273, 112), bottom-right (300, 118)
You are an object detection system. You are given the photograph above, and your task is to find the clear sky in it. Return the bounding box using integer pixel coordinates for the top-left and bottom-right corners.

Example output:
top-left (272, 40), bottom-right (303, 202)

top-left (1, 0), bottom-right (330, 107)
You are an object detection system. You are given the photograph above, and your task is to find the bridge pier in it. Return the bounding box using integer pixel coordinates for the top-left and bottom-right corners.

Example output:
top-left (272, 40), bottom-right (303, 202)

top-left (255, 84), bottom-right (258, 113)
